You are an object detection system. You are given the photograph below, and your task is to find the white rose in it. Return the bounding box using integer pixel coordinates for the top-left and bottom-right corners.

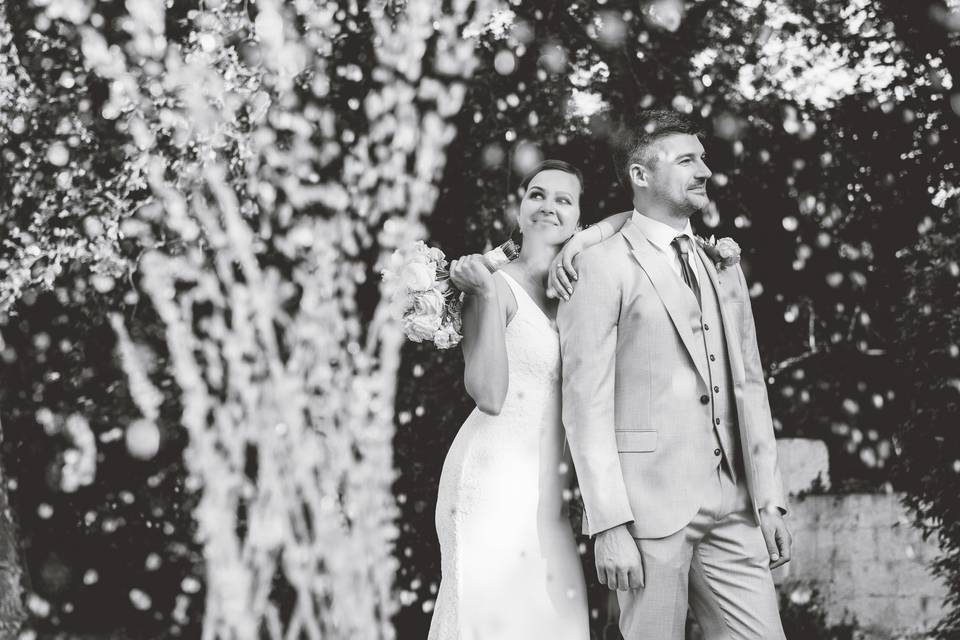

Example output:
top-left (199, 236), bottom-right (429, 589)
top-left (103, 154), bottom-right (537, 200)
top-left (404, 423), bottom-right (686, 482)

top-left (716, 237), bottom-right (741, 266)
top-left (426, 246), bottom-right (447, 265)
top-left (400, 261), bottom-right (436, 291)
top-left (413, 289), bottom-right (445, 317)
top-left (410, 242), bottom-right (435, 264)
top-left (403, 313), bottom-right (442, 342)
top-left (408, 252), bottom-right (431, 264)
top-left (434, 323), bottom-right (462, 349)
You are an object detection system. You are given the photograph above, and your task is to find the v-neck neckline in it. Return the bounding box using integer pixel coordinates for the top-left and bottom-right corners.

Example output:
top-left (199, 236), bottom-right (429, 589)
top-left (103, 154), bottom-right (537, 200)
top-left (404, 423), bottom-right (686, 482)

top-left (499, 270), bottom-right (558, 333)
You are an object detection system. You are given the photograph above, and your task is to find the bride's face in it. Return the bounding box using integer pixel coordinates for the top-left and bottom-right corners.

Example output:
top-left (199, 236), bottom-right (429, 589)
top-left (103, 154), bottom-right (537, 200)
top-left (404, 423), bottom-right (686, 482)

top-left (517, 170), bottom-right (582, 245)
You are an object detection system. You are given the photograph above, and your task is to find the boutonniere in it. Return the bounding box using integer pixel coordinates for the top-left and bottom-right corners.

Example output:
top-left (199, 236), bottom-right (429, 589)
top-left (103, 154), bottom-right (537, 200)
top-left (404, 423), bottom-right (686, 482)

top-left (696, 235), bottom-right (741, 271)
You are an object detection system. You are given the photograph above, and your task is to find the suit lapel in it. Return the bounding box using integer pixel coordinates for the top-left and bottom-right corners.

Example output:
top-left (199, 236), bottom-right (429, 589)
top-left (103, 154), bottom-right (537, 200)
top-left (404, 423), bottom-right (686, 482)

top-left (696, 246), bottom-right (746, 386)
top-left (622, 220), bottom-right (709, 388)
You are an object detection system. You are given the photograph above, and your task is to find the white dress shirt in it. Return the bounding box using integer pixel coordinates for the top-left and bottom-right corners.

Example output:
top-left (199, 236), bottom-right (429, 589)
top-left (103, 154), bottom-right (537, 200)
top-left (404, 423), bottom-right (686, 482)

top-left (631, 209), bottom-right (701, 287)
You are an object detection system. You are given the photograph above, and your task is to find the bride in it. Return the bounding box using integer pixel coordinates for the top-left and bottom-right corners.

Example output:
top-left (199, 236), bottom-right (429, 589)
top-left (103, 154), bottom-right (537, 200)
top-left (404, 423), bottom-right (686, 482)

top-left (427, 160), bottom-right (593, 640)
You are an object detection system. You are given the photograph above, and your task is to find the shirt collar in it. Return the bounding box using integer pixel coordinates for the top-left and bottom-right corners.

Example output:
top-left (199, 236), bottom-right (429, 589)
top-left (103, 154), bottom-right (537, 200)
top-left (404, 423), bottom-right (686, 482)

top-left (631, 209), bottom-right (696, 253)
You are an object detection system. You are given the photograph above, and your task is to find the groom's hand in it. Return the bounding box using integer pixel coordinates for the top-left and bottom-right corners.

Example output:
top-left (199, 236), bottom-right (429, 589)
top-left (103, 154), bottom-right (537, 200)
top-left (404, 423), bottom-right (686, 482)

top-left (759, 508), bottom-right (792, 569)
top-left (594, 524), bottom-right (644, 590)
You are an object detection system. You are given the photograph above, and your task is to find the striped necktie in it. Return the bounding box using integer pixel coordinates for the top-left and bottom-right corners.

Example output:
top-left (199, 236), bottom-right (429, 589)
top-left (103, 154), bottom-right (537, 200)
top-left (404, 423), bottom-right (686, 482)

top-left (671, 236), bottom-right (701, 309)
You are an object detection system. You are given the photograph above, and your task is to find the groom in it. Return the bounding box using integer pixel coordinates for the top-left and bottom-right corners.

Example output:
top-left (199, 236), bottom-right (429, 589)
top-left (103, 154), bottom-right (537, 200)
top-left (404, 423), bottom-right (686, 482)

top-left (558, 109), bottom-right (791, 639)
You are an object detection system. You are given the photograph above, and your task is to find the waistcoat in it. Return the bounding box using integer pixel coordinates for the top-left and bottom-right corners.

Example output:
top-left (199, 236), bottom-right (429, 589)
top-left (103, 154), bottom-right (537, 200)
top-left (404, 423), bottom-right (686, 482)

top-left (693, 250), bottom-right (742, 481)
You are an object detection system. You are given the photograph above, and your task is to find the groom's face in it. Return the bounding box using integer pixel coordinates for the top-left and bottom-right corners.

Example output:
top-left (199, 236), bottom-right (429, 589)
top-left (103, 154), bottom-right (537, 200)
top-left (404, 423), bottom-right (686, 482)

top-left (637, 133), bottom-right (712, 217)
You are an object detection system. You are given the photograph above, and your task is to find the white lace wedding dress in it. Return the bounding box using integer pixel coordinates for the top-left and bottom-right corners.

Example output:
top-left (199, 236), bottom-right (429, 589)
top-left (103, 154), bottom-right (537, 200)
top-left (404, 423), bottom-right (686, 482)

top-left (427, 271), bottom-right (590, 640)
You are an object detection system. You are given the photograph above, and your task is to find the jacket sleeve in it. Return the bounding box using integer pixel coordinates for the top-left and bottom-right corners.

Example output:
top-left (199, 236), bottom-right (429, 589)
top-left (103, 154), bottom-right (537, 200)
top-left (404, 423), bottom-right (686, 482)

top-left (736, 265), bottom-right (786, 515)
top-left (557, 247), bottom-right (635, 536)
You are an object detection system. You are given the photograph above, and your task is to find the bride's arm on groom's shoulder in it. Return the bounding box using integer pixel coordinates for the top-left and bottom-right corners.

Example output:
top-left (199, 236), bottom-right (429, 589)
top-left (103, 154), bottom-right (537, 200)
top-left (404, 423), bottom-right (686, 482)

top-left (590, 210), bottom-right (632, 243)
top-left (450, 255), bottom-right (512, 416)
top-left (548, 211), bottom-right (632, 299)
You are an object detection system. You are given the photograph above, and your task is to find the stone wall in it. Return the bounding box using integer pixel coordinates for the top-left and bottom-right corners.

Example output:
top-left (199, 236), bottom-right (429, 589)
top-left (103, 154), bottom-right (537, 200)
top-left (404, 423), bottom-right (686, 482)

top-left (775, 440), bottom-right (947, 639)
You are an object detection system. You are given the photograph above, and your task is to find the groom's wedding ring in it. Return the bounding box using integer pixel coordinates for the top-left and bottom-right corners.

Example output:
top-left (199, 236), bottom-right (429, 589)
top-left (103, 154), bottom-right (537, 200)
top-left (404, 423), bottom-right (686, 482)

top-left (556, 264), bottom-right (564, 271)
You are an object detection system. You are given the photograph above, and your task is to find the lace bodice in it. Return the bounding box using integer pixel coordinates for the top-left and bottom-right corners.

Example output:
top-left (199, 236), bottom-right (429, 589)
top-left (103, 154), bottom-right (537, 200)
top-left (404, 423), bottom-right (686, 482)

top-left (497, 270), bottom-right (561, 404)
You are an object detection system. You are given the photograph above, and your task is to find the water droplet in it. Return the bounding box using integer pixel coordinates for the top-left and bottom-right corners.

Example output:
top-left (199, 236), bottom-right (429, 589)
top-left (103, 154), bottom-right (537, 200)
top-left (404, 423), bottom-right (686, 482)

top-left (129, 588), bottom-right (152, 610)
top-left (494, 49), bottom-right (517, 75)
top-left (27, 594), bottom-right (51, 617)
top-left (126, 419), bottom-right (161, 460)
top-left (843, 398), bottom-right (860, 415)
top-left (512, 140), bottom-right (542, 175)
top-left (789, 587), bottom-right (812, 605)
top-left (181, 577), bottom-right (201, 594)
top-left (596, 11), bottom-right (628, 47)
top-left (145, 553), bottom-right (162, 571)
top-left (47, 142), bottom-right (69, 167)
top-left (539, 43), bottom-right (567, 73)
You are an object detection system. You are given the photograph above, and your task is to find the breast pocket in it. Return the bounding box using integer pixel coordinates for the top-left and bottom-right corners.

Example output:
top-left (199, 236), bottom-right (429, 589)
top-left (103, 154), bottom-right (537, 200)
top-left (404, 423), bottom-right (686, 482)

top-left (615, 430), bottom-right (658, 452)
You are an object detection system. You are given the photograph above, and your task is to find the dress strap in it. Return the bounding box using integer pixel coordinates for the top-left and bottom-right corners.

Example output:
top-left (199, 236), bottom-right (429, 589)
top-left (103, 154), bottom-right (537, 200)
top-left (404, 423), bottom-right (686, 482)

top-left (497, 270), bottom-right (557, 332)
top-left (497, 270), bottom-right (528, 309)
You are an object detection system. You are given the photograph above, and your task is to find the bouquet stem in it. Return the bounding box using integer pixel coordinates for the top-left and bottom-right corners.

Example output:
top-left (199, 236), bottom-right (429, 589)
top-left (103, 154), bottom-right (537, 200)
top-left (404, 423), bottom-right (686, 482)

top-left (481, 238), bottom-right (521, 272)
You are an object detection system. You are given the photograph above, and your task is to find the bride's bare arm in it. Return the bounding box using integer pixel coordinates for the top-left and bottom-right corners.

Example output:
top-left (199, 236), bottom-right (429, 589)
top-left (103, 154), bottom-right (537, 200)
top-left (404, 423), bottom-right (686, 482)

top-left (548, 211), bottom-right (632, 299)
top-left (450, 254), bottom-right (510, 416)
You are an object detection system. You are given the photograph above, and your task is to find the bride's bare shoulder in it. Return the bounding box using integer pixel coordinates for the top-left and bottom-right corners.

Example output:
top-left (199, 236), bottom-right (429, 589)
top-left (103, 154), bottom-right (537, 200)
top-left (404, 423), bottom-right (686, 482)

top-left (492, 268), bottom-right (520, 324)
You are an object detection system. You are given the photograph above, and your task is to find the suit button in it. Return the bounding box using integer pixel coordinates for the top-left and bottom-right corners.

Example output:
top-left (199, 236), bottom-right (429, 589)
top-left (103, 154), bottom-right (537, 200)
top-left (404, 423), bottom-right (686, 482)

top-left (715, 418), bottom-right (721, 425)
top-left (710, 355), bottom-right (716, 361)
top-left (700, 395), bottom-right (709, 405)
top-left (713, 386), bottom-right (720, 393)
top-left (714, 448), bottom-right (722, 456)
top-left (704, 323), bottom-right (710, 331)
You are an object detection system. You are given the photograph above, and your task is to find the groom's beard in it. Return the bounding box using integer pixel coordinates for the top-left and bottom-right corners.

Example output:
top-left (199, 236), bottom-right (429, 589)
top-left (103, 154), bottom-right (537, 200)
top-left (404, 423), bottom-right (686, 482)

top-left (677, 198), bottom-right (708, 218)
top-left (684, 185), bottom-right (709, 215)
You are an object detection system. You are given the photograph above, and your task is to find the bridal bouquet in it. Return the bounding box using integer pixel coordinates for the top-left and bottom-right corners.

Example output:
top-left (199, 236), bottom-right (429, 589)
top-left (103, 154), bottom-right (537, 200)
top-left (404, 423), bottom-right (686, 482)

top-left (382, 239), bottom-right (519, 349)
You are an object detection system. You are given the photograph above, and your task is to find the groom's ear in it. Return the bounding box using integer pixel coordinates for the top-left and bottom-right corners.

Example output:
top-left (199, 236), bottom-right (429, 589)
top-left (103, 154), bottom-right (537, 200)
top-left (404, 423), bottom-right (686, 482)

top-left (629, 163), bottom-right (650, 189)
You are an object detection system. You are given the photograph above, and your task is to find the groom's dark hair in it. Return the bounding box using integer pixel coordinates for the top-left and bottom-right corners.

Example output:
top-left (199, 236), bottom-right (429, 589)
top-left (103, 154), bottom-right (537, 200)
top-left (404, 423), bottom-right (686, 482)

top-left (611, 109), bottom-right (703, 190)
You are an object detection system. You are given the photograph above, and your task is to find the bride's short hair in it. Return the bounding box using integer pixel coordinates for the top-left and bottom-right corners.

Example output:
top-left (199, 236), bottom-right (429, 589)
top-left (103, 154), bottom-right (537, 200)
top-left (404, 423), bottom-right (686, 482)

top-left (519, 159), bottom-right (585, 196)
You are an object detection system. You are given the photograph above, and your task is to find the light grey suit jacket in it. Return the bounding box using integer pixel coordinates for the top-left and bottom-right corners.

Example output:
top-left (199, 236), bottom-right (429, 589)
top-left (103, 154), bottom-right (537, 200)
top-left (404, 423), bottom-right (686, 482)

top-left (558, 216), bottom-right (785, 539)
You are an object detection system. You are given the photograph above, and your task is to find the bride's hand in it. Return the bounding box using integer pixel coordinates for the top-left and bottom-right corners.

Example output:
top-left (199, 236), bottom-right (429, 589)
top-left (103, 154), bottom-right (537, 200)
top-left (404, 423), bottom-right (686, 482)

top-left (450, 254), bottom-right (497, 298)
top-left (547, 234), bottom-right (585, 300)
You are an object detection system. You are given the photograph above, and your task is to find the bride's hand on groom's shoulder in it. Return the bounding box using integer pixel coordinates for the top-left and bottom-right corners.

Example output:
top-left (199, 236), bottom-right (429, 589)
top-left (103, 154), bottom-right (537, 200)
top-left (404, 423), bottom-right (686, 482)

top-left (450, 255), bottom-right (496, 298)
top-left (547, 236), bottom-right (584, 301)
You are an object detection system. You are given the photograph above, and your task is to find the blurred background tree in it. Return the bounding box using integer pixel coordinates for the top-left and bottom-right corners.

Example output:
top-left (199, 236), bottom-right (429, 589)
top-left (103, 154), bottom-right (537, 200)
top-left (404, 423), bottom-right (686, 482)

top-left (895, 209), bottom-right (960, 637)
top-left (1, 0), bottom-right (497, 635)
